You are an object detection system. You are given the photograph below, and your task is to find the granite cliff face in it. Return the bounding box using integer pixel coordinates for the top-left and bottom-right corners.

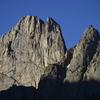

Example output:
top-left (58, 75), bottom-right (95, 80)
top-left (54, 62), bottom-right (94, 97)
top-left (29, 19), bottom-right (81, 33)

top-left (0, 15), bottom-right (100, 100)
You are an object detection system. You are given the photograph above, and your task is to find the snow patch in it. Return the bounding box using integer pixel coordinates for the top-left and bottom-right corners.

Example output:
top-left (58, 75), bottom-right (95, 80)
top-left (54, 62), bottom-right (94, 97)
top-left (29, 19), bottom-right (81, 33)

top-left (67, 64), bottom-right (70, 68)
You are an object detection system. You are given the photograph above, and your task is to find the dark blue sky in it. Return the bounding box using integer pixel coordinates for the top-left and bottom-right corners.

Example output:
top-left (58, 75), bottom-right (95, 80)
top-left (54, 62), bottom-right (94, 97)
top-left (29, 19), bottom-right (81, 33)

top-left (0, 0), bottom-right (100, 49)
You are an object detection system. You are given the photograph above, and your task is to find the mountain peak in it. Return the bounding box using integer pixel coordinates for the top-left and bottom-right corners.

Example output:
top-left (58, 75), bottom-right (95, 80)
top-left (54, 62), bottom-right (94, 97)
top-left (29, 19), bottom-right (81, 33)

top-left (19, 15), bottom-right (42, 22)
top-left (83, 25), bottom-right (99, 37)
top-left (86, 25), bottom-right (94, 29)
top-left (46, 17), bottom-right (56, 23)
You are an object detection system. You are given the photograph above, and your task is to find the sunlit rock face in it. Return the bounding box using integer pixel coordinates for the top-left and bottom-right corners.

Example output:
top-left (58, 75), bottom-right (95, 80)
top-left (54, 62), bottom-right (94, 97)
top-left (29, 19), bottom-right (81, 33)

top-left (0, 15), bottom-right (66, 89)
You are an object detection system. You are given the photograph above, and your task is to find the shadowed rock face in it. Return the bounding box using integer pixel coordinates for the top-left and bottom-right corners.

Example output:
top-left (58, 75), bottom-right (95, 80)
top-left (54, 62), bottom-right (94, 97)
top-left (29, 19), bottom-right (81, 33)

top-left (0, 15), bottom-right (100, 100)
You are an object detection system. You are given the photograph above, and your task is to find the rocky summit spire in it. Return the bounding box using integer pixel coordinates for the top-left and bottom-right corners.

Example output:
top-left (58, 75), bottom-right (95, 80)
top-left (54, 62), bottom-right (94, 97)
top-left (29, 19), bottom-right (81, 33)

top-left (0, 15), bottom-right (66, 89)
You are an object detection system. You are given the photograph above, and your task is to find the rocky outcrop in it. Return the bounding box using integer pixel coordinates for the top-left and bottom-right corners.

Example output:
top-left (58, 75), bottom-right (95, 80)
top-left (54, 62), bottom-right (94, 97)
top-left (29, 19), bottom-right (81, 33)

top-left (0, 15), bottom-right (100, 100)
